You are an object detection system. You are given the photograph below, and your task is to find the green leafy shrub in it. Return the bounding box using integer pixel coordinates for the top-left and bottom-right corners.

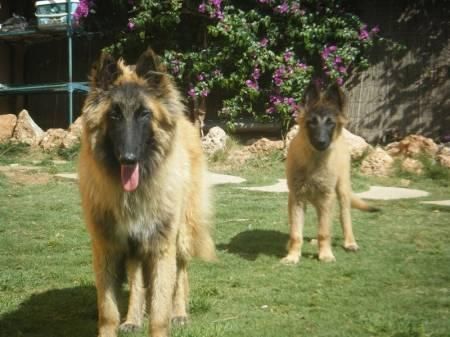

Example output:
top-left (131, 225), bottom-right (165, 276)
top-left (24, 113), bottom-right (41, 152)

top-left (81, 0), bottom-right (381, 134)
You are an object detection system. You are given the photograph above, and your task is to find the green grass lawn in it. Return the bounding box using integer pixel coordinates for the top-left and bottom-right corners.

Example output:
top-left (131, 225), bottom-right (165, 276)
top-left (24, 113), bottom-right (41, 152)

top-left (0, 145), bottom-right (449, 337)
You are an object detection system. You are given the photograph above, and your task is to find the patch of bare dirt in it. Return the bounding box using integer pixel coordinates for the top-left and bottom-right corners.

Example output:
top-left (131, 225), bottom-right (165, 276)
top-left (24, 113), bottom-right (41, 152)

top-left (0, 165), bottom-right (52, 185)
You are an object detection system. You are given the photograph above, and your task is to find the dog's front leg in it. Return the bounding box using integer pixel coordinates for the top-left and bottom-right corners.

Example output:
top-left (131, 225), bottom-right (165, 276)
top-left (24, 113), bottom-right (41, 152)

top-left (120, 258), bottom-right (146, 332)
top-left (148, 244), bottom-right (177, 337)
top-left (92, 241), bottom-right (121, 337)
top-left (315, 194), bottom-right (336, 262)
top-left (281, 192), bottom-right (305, 265)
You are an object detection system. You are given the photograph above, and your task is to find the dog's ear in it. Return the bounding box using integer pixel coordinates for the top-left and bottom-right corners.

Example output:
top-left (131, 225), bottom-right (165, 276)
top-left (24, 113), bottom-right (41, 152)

top-left (304, 81), bottom-right (320, 107)
top-left (135, 48), bottom-right (168, 90)
top-left (324, 83), bottom-right (346, 112)
top-left (90, 52), bottom-right (121, 89)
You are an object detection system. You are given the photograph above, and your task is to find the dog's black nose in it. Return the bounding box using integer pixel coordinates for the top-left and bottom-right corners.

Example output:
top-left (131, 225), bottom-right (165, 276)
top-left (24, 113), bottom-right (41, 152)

top-left (314, 140), bottom-right (329, 151)
top-left (119, 153), bottom-right (137, 164)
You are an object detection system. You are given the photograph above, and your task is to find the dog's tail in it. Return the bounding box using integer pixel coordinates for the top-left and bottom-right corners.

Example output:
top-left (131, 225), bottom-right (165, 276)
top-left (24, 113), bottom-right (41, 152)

top-left (351, 195), bottom-right (380, 212)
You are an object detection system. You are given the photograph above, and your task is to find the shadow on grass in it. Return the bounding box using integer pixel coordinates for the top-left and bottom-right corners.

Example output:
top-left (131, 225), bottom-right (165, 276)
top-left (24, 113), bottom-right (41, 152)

top-left (217, 229), bottom-right (316, 261)
top-left (0, 286), bottom-right (97, 337)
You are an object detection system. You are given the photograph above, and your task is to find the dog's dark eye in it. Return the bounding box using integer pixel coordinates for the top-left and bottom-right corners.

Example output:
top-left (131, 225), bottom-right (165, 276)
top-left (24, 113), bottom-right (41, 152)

top-left (138, 108), bottom-right (151, 119)
top-left (109, 108), bottom-right (123, 121)
top-left (325, 118), bottom-right (335, 126)
top-left (308, 117), bottom-right (318, 126)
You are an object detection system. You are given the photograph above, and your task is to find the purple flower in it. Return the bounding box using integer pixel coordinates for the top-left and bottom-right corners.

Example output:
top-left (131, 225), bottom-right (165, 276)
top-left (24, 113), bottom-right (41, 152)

top-left (283, 51), bottom-right (294, 62)
top-left (188, 88), bottom-right (196, 97)
top-left (252, 67), bottom-right (261, 80)
top-left (270, 95), bottom-right (281, 105)
top-left (170, 62), bottom-right (180, 75)
top-left (259, 37), bottom-right (269, 47)
top-left (216, 11), bottom-right (224, 20)
top-left (200, 89), bottom-right (209, 97)
top-left (266, 107), bottom-right (275, 114)
top-left (359, 25), bottom-right (369, 40)
top-left (370, 25), bottom-right (380, 35)
top-left (272, 65), bottom-right (287, 86)
top-left (258, 0), bottom-right (271, 3)
top-left (359, 30), bottom-right (369, 40)
top-left (338, 65), bottom-right (347, 74)
top-left (198, 2), bottom-right (206, 13)
top-left (296, 62), bottom-right (307, 69)
top-left (321, 45), bottom-right (337, 60)
top-left (245, 79), bottom-right (259, 90)
top-left (275, 2), bottom-right (289, 14)
top-left (73, 0), bottom-right (90, 22)
top-left (336, 77), bottom-right (344, 86)
top-left (334, 56), bottom-right (342, 64)
top-left (197, 73), bottom-right (205, 81)
top-left (127, 19), bottom-right (135, 31)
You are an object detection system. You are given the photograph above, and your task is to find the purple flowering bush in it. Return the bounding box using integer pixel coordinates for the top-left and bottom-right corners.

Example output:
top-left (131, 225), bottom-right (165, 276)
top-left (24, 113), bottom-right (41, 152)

top-left (83, 0), bottom-right (380, 133)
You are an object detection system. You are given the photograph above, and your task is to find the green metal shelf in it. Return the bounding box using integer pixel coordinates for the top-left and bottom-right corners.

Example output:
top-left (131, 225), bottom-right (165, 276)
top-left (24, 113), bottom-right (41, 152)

top-left (0, 2), bottom-right (88, 124)
top-left (0, 82), bottom-right (89, 94)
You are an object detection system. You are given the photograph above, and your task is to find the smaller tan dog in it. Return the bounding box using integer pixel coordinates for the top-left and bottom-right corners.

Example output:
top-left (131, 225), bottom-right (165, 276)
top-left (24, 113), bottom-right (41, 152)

top-left (282, 83), bottom-right (378, 264)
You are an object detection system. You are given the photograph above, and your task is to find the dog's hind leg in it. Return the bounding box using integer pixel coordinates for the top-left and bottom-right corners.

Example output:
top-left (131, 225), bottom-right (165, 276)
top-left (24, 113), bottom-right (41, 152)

top-left (171, 258), bottom-right (189, 326)
top-left (120, 258), bottom-right (145, 332)
top-left (281, 192), bottom-right (305, 265)
top-left (315, 195), bottom-right (336, 262)
top-left (336, 178), bottom-right (359, 251)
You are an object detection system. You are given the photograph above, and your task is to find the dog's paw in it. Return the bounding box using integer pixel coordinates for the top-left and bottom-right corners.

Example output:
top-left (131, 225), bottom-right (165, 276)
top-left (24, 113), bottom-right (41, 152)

top-left (119, 322), bottom-right (141, 333)
top-left (318, 253), bottom-right (336, 262)
top-left (172, 316), bottom-right (189, 327)
top-left (280, 254), bottom-right (300, 265)
top-left (344, 242), bottom-right (359, 251)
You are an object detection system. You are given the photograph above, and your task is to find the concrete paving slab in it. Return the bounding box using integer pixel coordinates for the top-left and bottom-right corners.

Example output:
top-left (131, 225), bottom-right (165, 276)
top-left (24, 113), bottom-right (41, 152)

top-left (54, 173), bottom-right (78, 181)
top-left (355, 186), bottom-right (429, 200)
top-left (420, 200), bottom-right (450, 206)
top-left (240, 180), bottom-right (431, 201)
top-left (208, 172), bottom-right (246, 185)
top-left (241, 179), bottom-right (288, 193)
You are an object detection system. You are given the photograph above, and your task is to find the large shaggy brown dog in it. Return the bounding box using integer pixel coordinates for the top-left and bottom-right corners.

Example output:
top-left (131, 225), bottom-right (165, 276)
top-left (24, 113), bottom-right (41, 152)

top-left (282, 83), bottom-right (378, 265)
top-left (78, 49), bottom-right (215, 337)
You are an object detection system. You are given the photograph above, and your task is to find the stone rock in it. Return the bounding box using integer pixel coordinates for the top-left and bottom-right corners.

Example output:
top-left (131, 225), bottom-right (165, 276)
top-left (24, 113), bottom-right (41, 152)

top-left (285, 125), bottom-right (299, 145)
top-left (360, 147), bottom-right (394, 176)
top-left (0, 114), bottom-right (17, 142)
top-left (12, 109), bottom-right (44, 145)
top-left (227, 148), bottom-right (252, 165)
top-left (39, 128), bottom-right (67, 151)
top-left (202, 126), bottom-right (229, 155)
top-left (68, 116), bottom-right (83, 139)
top-left (386, 134), bottom-right (439, 158)
top-left (247, 137), bottom-right (284, 153)
top-left (342, 128), bottom-right (371, 160)
top-left (438, 146), bottom-right (450, 156)
top-left (437, 153), bottom-right (450, 169)
top-left (283, 125), bottom-right (299, 157)
top-left (62, 132), bottom-right (80, 149)
top-left (401, 157), bottom-right (424, 174)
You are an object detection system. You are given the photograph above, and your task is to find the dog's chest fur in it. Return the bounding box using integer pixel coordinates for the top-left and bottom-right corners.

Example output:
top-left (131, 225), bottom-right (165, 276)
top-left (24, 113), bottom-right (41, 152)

top-left (287, 135), bottom-right (343, 201)
top-left (291, 156), bottom-right (337, 199)
top-left (86, 140), bottom-right (190, 256)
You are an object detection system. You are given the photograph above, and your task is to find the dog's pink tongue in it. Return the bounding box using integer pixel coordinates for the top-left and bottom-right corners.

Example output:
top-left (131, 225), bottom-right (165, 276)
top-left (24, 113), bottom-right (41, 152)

top-left (121, 163), bottom-right (139, 192)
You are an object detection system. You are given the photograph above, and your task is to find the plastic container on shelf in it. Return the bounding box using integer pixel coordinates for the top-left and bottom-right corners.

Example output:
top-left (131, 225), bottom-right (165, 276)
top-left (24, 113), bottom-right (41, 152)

top-left (35, 0), bottom-right (79, 31)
